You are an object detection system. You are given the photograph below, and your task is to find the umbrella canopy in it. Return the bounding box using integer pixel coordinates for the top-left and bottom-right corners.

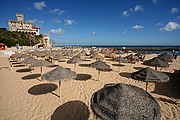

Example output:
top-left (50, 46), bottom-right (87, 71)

top-left (76, 50), bottom-right (86, 57)
top-left (20, 57), bottom-right (37, 64)
top-left (132, 67), bottom-right (169, 82)
top-left (67, 56), bottom-right (83, 64)
top-left (144, 57), bottom-right (169, 67)
top-left (157, 55), bottom-right (173, 63)
top-left (135, 52), bottom-right (145, 57)
top-left (114, 56), bottom-right (128, 63)
top-left (124, 54), bottom-right (139, 63)
top-left (90, 60), bottom-right (110, 71)
top-left (53, 53), bottom-right (65, 60)
top-left (91, 53), bottom-right (104, 60)
top-left (158, 52), bottom-right (173, 59)
top-left (41, 66), bottom-right (76, 81)
top-left (91, 83), bottom-right (160, 120)
top-left (41, 66), bottom-right (76, 97)
top-left (31, 59), bottom-right (53, 67)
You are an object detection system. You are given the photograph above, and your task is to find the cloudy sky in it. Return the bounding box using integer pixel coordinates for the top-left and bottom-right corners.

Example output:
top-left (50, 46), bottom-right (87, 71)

top-left (0, 0), bottom-right (180, 46)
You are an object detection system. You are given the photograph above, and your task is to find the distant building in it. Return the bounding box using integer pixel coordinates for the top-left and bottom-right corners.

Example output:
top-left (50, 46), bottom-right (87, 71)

top-left (8, 13), bottom-right (40, 35)
top-left (41, 34), bottom-right (51, 47)
top-left (8, 13), bottom-right (51, 48)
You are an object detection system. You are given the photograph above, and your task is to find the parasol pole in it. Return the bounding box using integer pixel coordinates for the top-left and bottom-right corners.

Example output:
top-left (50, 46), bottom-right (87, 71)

top-left (59, 80), bottom-right (61, 97)
top-left (155, 66), bottom-right (157, 71)
top-left (40, 66), bottom-right (43, 81)
top-left (145, 82), bottom-right (148, 91)
top-left (98, 70), bottom-right (100, 81)
top-left (41, 66), bottom-right (42, 75)
top-left (118, 61), bottom-right (121, 71)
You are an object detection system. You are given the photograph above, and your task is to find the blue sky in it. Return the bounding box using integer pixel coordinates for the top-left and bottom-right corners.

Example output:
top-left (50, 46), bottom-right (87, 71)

top-left (0, 0), bottom-right (180, 46)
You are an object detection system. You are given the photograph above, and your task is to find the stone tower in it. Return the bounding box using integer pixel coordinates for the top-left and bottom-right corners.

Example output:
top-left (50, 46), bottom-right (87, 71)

top-left (16, 13), bottom-right (24, 21)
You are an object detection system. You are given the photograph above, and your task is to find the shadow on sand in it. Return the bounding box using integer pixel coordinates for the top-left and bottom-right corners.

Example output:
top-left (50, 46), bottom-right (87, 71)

top-left (157, 97), bottom-right (177, 105)
top-left (51, 100), bottom-right (90, 120)
top-left (16, 68), bottom-right (32, 72)
top-left (79, 64), bottom-right (90, 67)
top-left (74, 74), bottom-right (92, 81)
top-left (111, 64), bottom-right (125, 67)
top-left (151, 72), bottom-right (180, 99)
top-left (28, 83), bottom-right (58, 95)
top-left (83, 59), bottom-right (91, 61)
top-left (13, 64), bottom-right (26, 67)
top-left (22, 74), bottom-right (41, 80)
top-left (46, 65), bottom-right (59, 68)
top-left (133, 67), bottom-right (145, 70)
top-left (119, 72), bottom-right (132, 79)
top-left (12, 62), bottom-right (20, 65)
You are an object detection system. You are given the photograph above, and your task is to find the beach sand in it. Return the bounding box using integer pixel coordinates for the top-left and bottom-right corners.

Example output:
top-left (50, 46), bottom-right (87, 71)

top-left (0, 49), bottom-right (180, 120)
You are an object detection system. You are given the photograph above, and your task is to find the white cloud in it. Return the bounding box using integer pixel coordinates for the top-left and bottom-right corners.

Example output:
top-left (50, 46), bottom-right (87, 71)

top-left (122, 10), bottom-right (129, 17)
top-left (64, 19), bottom-right (75, 26)
top-left (26, 6), bottom-right (31, 10)
top-left (49, 28), bottom-right (65, 34)
top-left (28, 19), bottom-right (44, 24)
top-left (134, 5), bottom-right (144, 12)
top-left (132, 25), bottom-right (144, 29)
top-left (170, 8), bottom-right (179, 14)
top-left (89, 32), bottom-right (96, 35)
top-left (34, 1), bottom-right (46, 10)
top-left (152, 0), bottom-right (158, 4)
top-left (51, 19), bottom-right (61, 24)
top-left (49, 9), bottom-right (65, 15)
top-left (159, 22), bottom-right (180, 31)
top-left (155, 23), bottom-right (162, 26)
top-left (122, 30), bottom-right (127, 34)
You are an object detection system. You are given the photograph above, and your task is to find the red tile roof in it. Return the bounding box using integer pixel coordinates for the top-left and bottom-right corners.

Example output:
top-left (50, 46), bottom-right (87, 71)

top-left (32, 26), bottom-right (40, 29)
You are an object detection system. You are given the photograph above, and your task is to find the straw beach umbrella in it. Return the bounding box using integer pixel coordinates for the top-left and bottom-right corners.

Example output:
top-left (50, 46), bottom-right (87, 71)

top-left (91, 83), bottom-right (160, 120)
top-left (114, 56), bottom-right (128, 65)
top-left (143, 57), bottom-right (169, 70)
top-left (124, 54), bottom-right (139, 63)
top-left (158, 52), bottom-right (173, 59)
top-left (31, 59), bottom-right (53, 76)
top-left (41, 66), bottom-right (76, 97)
top-left (67, 56), bottom-right (83, 70)
top-left (132, 67), bottom-right (169, 91)
top-left (90, 60), bottom-right (110, 80)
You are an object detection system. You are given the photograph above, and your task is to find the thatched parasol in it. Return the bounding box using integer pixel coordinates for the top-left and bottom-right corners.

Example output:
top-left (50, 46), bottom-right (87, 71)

top-left (67, 56), bottom-right (83, 70)
top-left (91, 83), bottom-right (160, 120)
top-left (41, 66), bottom-right (76, 97)
top-left (157, 55), bottom-right (173, 63)
top-left (20, 57), bottom-right (37, 65)
top-left (31, 59), bottom-right (53, 76)
top-left (158, 52), bottom-right (173, 59)
top-left (143, 57), bottom-right (169, 70)
top-left (76, 50), bottom-right (86, 58)
top-left (124, 54), bottom-right (139, 63)
top-left (90, 60), bottom-right (110, 80)
top-left (132, 67), bottom-right (169, 91)
top-left (114, 56), bottom-right (128, 64)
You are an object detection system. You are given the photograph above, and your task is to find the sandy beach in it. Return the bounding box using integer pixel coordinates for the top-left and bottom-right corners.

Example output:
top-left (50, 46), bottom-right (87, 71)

top-left (0, 48), bottom-right (180, 120)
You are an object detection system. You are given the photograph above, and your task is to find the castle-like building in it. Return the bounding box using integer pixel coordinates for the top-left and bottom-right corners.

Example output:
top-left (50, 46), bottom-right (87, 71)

top-left (8, 13), bottom-right (50, 47)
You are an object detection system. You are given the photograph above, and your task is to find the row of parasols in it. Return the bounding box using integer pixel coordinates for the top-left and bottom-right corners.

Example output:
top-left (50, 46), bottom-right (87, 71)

top-left (9, 50), bottom-right (174, 120)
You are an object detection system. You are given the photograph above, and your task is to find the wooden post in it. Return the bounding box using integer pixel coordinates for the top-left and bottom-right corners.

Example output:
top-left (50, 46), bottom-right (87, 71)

top-left (98, 70), bottom-right (100, 81)
top-left (40, 66), bottom-right (42, 76)
top-left (146, 82), bottom-right (148, 91)
top-left (59, 81), bottom-right (61, 97)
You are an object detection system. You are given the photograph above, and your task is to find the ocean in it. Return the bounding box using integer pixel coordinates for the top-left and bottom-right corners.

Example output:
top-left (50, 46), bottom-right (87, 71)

top-left (57, 45), bottom-right (180, 55)
top-left (57, 45), bottom-right (180, 48)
